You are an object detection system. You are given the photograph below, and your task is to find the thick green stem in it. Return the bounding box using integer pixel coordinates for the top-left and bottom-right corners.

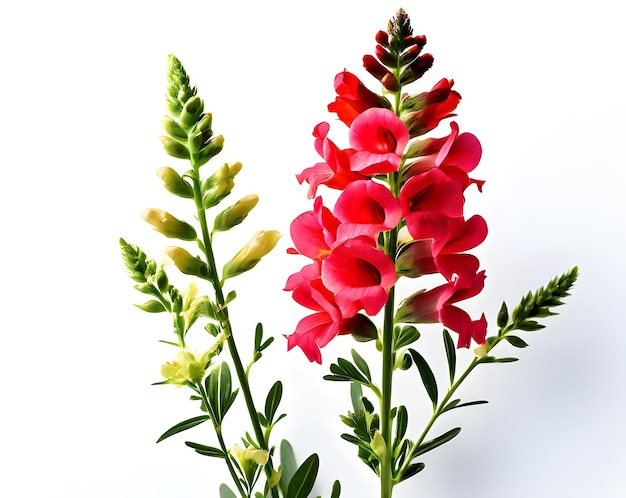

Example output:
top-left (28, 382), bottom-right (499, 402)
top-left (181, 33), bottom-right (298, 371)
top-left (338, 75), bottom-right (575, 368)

top-left (190, 159), bottom-right (279, 498)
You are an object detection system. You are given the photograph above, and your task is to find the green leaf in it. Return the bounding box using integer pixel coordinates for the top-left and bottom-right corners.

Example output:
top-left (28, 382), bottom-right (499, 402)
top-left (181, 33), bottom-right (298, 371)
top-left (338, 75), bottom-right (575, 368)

top-left (395, 405), bottom-right (408, 443)
top-left (265, 381), bottom-right (283, 425)
top-left (254, 322), bottom-right (263, 351)
top-left (408, 349), bottom-right (438, 406)
top-left (135, 300), bottom-right (166, 313)
top-left (505, 335), bottom-right (529, 348)
top-left (493, 357), bottom-right (519, 363)
top-left (286, 453), bottom-right (319, 498)
top-left (279, 440), bottom-right (298, 497)
top-left (184, 441), bottom-right (225, 458)
top-left (218, 362), bottom-right (234, 419)
top-left (219, 483), bottom-right (237, 498)
top-left (156, 415), bottom-right (210, 443)
top-left (442, 329), bottom-right (456, 385)
top-left (330, 480), bottom-right (341, 498)
top-left (398, 462), bottom-right (425, 482)
top-left (393, 325), bottom-right (420, 351)
top-left (413, 427), bottom-right (461, 458)
top-left (441, 399), bottom-right (488, 413)
top-left (351, 349), bottom-right (371, 382)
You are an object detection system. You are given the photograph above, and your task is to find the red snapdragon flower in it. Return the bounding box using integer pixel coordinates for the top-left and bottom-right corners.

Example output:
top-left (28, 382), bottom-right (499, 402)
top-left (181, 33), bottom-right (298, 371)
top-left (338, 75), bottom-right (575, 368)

top-left (402, 78), bottom-right (461, 137)
top-left (297, 122), bottom-right (365, 198)
top-left (288, 197), bottom-right (340, 260)
top-left (333, 179), bottom-right (401, 242)
top-left (395, 269), bottom-right (487, 347)
top-left (322, 236), bottom-right (396, 317)
top-left (328, 70), bottom-right (391, 126)
top-left (349, 108), bottom-right (410, 174)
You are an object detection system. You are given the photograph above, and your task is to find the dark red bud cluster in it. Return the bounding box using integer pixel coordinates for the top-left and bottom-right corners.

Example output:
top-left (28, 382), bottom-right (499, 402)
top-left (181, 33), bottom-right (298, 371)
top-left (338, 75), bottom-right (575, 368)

top-left (363, 9), bottom-right (433, 90)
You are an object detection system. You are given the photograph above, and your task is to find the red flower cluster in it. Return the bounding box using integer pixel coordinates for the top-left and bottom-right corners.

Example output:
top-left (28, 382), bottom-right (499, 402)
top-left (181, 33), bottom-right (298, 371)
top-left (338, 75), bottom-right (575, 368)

top-left (286, 17), bottom-right (487, 362)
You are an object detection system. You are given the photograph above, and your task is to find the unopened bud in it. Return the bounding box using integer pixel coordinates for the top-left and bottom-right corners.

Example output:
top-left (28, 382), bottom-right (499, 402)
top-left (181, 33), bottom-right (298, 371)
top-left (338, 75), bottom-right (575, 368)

top-left (222, 230), bottom-right (280, 280)
top-left (141, 208), bottom-right (197, 240)
top-left (157, 167), bottom-right (194, 198)
top-left (160, 136), bottom-right (190, 160)
top-left (196, 135), bottom-right (224, 166)
top-left (179, 95), bottom-right (204, 131)
top-left (161, 116), bottom-right (187, 141)
top-left (195, 112), bottom-right (213, 133)
top-left (164, 246), bottom-right (208, 278)
top-left (213, 194), bottom-right (259, 232)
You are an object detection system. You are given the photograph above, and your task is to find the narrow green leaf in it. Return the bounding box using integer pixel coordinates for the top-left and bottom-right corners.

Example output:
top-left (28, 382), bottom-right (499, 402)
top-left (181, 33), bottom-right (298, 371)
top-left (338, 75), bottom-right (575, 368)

top-left (413, 427), bottom-right (461, 457)
top-left (398, 462), bottom-right (425, 482)
top-left (505, 335), bottom-right (529, 348)
top-left (286, 453), bottom-right (319, 498)
top-left (395, 405), bottom-right (408, 443)
top-left (135, 300), bottom-right (166, 313)
top-left (517, 320), bottom-right (545, 331)
top-left (259, 337), bottom-right (274, 352)
top-left (337, 357), bottom-right (369, 384)
top-left (219, 483), bottom-right (237, 498)
top-left (493, 357), bottom-right (519, 363)
top-left (279, 440), bottom-right (298, 497)
top-left (218, 362), bottom-right (233, 419)
top-left (442, 329), bottom-right (456, 385)
top-left (408, 349), bottom-right (438, 406)
top-left (330, 480), bottom-right (341, 498)
top-left (393, 325), bottom-right (420, 351)
top-left (351, 349), bottom-right (371, 381)
top-left (254, 322), bottom-right (263, 351)
top-left (265, 381), bottom-right (283, 425)
top-left (184, 441), bottom-right (225, 458)
top-left (156, 415), bottom-right (210, 443)
top-left (350, 383), bottom-right (365, 413)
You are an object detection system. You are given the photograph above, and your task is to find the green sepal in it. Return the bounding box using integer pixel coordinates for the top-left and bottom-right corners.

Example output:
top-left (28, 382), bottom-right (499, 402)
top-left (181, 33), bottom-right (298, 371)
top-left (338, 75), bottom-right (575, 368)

top-left (156, 415), bottom-right (210, 443)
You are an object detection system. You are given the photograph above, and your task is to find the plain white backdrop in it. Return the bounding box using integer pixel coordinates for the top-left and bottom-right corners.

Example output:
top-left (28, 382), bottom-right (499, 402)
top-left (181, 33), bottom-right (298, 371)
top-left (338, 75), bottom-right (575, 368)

top-left (1, 1), bottom-right (624, 497)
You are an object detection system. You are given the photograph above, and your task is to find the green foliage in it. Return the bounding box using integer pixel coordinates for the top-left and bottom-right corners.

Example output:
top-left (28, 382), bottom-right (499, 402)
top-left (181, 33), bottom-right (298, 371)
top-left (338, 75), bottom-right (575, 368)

top-left (407, 349), bottom-right (438, 408)
top-left (286, 453), bottom-right (319, 498)
top-left (323, 350), bottom-right (374, 390)
top-left (156, 415), bottom-right (210, 443)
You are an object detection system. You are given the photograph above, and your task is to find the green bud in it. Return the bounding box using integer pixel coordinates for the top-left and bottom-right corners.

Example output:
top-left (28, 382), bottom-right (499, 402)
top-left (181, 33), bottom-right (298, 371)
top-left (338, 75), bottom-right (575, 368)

top-left (156, 167), bottom-right (194, 198)
top-left (196, 135), bottom-right (224, 166)
top-left (161, 116), bottom-right (187, 141)
top-left (222, 230), bottom-right (280, 280)
top-left (164, 246), bottom-right (208, 278)
top-left (213, 194), bottom-right (259, 232)
top-left (160, 136), bottom-right (190, 160)
top-left (370, 431), bottom-right (387, 461)
top-left (195, 112), bottom-right (213, 134)
top-left (497, 301), bottom-right (509, 328)
top-left (155, 269), bottom-right (169, 293)
top-left (180, 96), bottom-right (204, 131)
top-left (141, 208), bottom-right (197, 240)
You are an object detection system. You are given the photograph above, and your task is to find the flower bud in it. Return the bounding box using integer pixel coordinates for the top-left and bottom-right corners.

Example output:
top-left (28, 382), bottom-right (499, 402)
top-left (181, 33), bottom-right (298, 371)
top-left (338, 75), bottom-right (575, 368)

top-left (202, 162), bottom-right (240, 208)
top-left (196, 135), bottom-right (224, 166)
top-left (375, 45), bottom-right (396, 67)
top-left (161, 116), bottom-right (187, 141)
top-left (222, 230), bottom-right (280, 280)
top-left (157, 167), bottom-right (194, 198)
top-left (160, 136), bottom-right (190, 160)
top-left (141, 209), bottom-right (197, 240)
top-left (164, 246), bottom-right (208, 278)
top-left (179, 95), bottom-right (204, 131)
top-left (382, 72), bottom-right (399, 92)
top-left (195, 112), bottom-right (213, 134)
top-left (370, 430), bottom-right (387, 461)
top-left (213, 194), bottom-right (259, 232)
top-left (375, 30), bottom-right (389, 46)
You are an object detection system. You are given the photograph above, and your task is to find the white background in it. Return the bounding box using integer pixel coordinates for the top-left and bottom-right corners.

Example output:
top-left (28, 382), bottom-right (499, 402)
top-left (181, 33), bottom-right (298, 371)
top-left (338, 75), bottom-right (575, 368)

top-left (1, 1), bottom-right (624, 497)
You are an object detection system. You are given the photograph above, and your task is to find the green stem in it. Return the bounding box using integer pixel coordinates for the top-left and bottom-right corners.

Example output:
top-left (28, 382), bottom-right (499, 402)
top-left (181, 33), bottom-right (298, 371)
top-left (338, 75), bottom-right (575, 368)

top-left (189, 159), bottom-right (279, 498)
top-left (196, 383), bottom-right (248, 497)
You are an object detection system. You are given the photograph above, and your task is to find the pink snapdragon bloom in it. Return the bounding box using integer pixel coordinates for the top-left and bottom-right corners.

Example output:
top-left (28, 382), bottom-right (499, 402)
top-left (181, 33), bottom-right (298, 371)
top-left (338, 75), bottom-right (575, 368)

top-left (288, 197), bottom-right (340, 260)
top-left (297, 123), bottom-right (366, 198)
top-left (395, 269), bottom-right (487, 347)
top-left (322, 236), bottom-right (396, 316)
top-left (349, 108), bottom-right (409, 174)
top-left (333, 180), bottom-right (401, 242)
top-left (403, 122), bottom-right (483, 190)
top-left (328, 70), bottom-right (391, 126)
